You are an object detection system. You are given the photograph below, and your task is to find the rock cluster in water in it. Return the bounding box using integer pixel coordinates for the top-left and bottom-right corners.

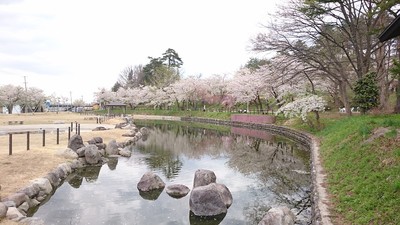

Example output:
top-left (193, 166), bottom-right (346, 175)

top-left (189, 169), bottom-right (233, 217)
top-left (136, 169), bottom-right (233, 218)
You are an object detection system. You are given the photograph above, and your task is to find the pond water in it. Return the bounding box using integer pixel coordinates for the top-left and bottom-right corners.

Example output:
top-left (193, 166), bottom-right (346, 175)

top-left (29, 122), bottom-right (311, 225)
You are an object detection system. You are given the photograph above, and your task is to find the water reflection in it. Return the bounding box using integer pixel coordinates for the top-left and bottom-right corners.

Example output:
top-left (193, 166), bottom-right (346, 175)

top-left (107, 157), bottom-right (118, 170)
top-left (32, 122), bottom-right (311, 225)
top-left (66, 166), bottom-right (102, 188)
top-left (139, 189), bottom-right (164, 201)
top-left (189, 211), bottom-right (226, 225)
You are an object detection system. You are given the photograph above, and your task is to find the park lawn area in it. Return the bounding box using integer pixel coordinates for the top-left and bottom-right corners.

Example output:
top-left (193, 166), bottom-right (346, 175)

top-left (312, 114), bottom-right (400, 224)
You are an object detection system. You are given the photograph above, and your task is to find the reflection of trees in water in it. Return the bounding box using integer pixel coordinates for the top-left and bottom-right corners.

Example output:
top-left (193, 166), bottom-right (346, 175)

top-left (226, 135), bottom-right (311, 224)
top-left (136, 123), bottom-right (311, 223)
top-left (137, 143), bottom-right (183, 180)
top-left (137, 125), bottom-right (228, 159)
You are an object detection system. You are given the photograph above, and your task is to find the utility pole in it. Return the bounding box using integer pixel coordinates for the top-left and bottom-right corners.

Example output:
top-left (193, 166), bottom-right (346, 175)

top-left (70, 91), bottom-right (72, 111)
top-left (23, 76), bottom-right (28, 113)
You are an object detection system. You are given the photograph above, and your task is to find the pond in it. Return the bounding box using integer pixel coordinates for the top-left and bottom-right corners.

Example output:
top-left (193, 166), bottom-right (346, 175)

top-left (29, 122), bottom-right (311, 225)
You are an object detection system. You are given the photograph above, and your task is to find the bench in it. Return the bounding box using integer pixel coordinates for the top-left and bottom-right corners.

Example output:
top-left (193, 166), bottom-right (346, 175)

top-left (8, 121), bottom-right (23, 125)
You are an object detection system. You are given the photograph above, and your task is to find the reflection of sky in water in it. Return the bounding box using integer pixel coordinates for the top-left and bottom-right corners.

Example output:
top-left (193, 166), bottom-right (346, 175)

top-left (32, 124), bottom-right (311, 225)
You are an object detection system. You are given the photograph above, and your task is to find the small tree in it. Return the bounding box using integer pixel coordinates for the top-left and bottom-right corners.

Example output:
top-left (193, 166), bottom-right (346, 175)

top-left (353, 72), bottom-right (379, 114)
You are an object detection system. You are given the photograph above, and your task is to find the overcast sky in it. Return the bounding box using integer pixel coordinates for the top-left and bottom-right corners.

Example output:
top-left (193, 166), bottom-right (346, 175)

top-left (0, 0), bottom-right (282, 102)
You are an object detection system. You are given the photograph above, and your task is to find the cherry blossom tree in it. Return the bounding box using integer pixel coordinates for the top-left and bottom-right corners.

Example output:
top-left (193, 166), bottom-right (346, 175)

top-left (228, 68), bottom-right (270, 112)
top-left (22, 87), bottom-right (47, 112)
top-left (276, 95), bottom-right (326, 128)
top-left (94, 88), bottom-right (116, 109)
top-left (0, 84), bottom-right (24, 114)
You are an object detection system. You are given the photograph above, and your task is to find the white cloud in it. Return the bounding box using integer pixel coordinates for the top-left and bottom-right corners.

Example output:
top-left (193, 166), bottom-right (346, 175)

top-left (0, 0), bottom-right (282, 102)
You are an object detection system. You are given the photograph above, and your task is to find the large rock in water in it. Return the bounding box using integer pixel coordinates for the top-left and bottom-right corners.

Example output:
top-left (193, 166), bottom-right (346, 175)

top-left (193, 169), bottom-right (216, 188)
top-left (106, 139), bottom-right (119, 155)
top-left (166, 184), bottom-right (190, 198)
top-left (258, 207), bottom-right (295, 225)
top-left (84, 145), bottom-right (101, 165)
top-left (189, 183), bottom-right (232, 216)
top-left (68, 134), bottom-right (85, 151)
top-left (137, 172), bottom-right (165, 192)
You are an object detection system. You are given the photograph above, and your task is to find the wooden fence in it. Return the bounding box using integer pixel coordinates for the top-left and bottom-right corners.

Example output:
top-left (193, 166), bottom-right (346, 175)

top-left (4, 123), bottom-right (81, 156)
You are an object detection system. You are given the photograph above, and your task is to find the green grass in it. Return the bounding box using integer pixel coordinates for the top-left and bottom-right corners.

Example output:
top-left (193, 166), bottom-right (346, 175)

top-left (313, 114), bottom-right (400, 224)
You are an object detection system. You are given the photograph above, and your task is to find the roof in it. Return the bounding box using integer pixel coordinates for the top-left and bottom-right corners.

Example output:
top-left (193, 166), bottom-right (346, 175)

top-left (104, 102), bottom-right (127, 107)
top-left (379, 14), bottom-right (400, 42)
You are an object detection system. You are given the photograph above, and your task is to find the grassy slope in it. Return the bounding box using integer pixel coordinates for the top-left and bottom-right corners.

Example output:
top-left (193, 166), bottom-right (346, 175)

top-left (313, 114), bottom-right (400, 224)
top-left (128, 110), bottom-right (400, 224)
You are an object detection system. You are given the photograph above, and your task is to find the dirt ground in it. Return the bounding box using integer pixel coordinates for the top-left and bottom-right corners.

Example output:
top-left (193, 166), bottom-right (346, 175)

top-left (0, 112), bottom-right (128, 224)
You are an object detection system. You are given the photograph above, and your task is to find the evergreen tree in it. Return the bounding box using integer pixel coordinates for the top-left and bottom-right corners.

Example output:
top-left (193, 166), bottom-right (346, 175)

top-left (353, 72), bottom-right (379, 114)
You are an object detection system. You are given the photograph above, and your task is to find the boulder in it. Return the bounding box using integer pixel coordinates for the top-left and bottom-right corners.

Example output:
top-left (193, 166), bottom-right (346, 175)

top-left (135, 132), bottom-right (143, 139)
top-left (31, 178), bottom-right (53, 195)
top-left (99, 149), bottom-right (106, 156)
top-left (95, 143), bottom-right (106, 150)
top-left (258, 207), bottom-right (295, 225)
top-left (76, 147), bottom-right (86, 157)
top-left (4, 193), bottom-right (28, 207)
top-left (106, 140), bottom-right (119, 155)
top-left (0, 202), bottom-right (7, 219)
top-left (55, 148), bottom-right (78, 159)
top-left (166, 184), bottom-right (190, 198)
top-left (193, 169), bottom-right (217, 188)
top-left (124, 138), bottom-right (135, 146)
top-left (92, 126), bottom-right (107, 131)
top-left (92, 137), bottom-right (103, 143)
top-left (70, 159), bottom-right (85, 169)
top-left (115, 123), bottom-right (127, 129)
top-left (53, 166), bottom-right (67, 179)
top-left (68, 134), bottom-right (85, 151)
top-left (58, 163), bottom-right (72, 175)
top-left (140, 127), bottom-right (149, 136)
top-left (18, 202), bottom-right (29, 213)
top-left (18, 183), bottom-right (40, 198)
top-left (137, 172), bottom-right (165, 192)
top-left (122, 130), bottom-right (137, 137)
top-left (189, 183), bottom-right (230, 216)
top-left (6, 207), bottom-right (24, 220)
top-left (214, 183), bottom-right (232, 208)
top-left (118, 148), bottom-right (131, 157)
top-left (84, 145), bottom-right (101, 165)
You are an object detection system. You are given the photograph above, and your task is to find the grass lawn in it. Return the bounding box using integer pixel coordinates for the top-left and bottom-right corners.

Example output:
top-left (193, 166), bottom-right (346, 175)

top-left (312, 114), bottom-right (400, 224)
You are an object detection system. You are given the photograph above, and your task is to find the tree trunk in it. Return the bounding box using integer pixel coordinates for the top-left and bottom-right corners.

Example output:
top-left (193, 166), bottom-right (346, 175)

top-left (7, 105), bottom-right (13, 114)
top-left (395, 85), bottom-right (400, 113)
top-left (257, 95), bottom-right (263, 113)
top-left (339, 81), bottom-right (352, 116)
top-left (376, 41), bottom-right (390, 111)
